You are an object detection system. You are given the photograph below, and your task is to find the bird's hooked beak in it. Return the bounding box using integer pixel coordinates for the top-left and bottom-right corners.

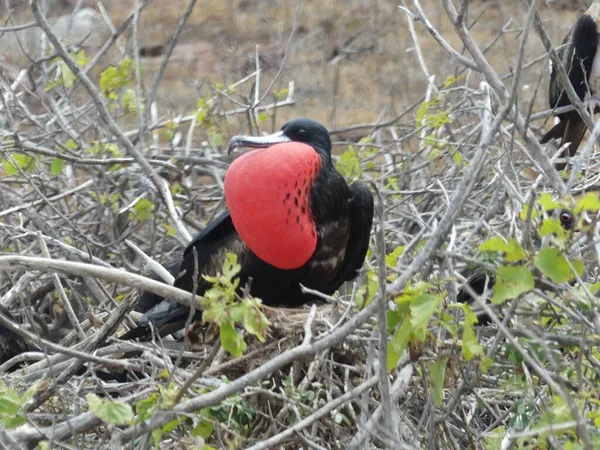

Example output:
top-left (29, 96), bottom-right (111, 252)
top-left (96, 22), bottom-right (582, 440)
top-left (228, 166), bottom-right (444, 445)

top-left (227, 130), bottom-right (291, 155)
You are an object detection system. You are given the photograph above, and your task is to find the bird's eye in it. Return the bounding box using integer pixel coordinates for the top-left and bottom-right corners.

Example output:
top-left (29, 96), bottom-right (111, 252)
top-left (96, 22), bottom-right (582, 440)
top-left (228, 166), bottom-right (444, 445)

top-left (297, 129), bottom-right (307, 138)
top-left (560, 212), bottom-right (572, 224)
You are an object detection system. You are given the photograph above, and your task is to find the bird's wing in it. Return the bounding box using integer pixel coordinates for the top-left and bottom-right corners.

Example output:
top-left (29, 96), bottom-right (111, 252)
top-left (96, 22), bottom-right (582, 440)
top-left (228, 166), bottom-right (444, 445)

top-left (550, 14), bottom-right (599, 112)
top-left (122, 211), bottom-right (237, 340)
top-left (135, 259), bottom-right (182, 313)
top-left (327, 181), bottom-right (374, 290)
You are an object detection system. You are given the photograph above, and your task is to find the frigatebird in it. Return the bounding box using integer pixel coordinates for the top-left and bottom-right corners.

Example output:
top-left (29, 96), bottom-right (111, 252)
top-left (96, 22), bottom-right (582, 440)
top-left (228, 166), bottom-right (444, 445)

top-left (123, 118), bottom-right (374, 340)
top-left (541, 0), bottom-right (600, 169)
top-left (457, 209), bottom-right (574, 325)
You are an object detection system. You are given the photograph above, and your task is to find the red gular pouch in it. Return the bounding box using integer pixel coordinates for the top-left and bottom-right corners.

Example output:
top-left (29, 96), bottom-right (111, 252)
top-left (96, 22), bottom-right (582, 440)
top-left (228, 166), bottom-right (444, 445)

top-left (224, 142), bottom-right (322, 270)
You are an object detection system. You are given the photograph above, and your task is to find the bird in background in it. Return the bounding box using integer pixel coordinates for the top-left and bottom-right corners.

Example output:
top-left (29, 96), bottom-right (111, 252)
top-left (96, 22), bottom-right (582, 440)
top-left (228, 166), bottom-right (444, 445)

top-left (123, 118), bottom-right (374, 340)
top-left (541, 0), bottom-right (600, 169)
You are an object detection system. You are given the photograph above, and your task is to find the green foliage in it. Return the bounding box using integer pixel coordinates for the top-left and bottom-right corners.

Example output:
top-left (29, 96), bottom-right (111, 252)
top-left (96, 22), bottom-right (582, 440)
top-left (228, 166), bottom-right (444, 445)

top-left (2, 153), bottom-right (36, 175)
top-left (460, 303), bottom-right (484, 360)
top-left (354, 270), bottom-right (378, 307)
top-left (44, 50), bottom-right (88, 91)
top-left (534, 247), bottom-right (583, 284)
top-left (201, 253), bottom-right (270, 357)
top-left (0, 381), bottom-right (38, 428)
top-left (386, 282), bottom-right (443, 371)
top-left (129, 198), bottom-right (154, 222)
top-left (99, 58), bottom-right (134, 98)
top-left (121, 89), bottom-right (139, 113)
top-left (490, 265), bottom-right (534, 304)
top-left (478, 237), bottom-right (527, 262)
top-left (336, 148), bottom-right (362, 179)
top-left (50, 158), bottom-right (65, 176)
top-left (416, 98), bottom-right (451, 130)
top-left (336, 144), bottom-right (379, 180)
top-left (385, 245), bottom-right (405, 269)
top-left (428, 356), bottom-right (447, 406)
top-left (87, 393), bottom-right (133, 425)
top-left (574, 192), bottom-right (600, 214)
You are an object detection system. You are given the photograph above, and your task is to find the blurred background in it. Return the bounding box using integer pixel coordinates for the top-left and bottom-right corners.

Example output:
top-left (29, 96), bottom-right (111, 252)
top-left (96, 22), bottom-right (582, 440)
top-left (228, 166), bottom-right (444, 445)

top-left (0, 0), bottom-right (590, 133)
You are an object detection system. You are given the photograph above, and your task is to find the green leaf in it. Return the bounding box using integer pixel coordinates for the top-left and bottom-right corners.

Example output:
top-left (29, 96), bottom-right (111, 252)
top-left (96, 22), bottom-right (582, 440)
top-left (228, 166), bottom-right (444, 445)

top-left (539, 218), bottom-right (567, 241)
top-left (575, 192), bottom-right (600, 214)
top-left (537, 192), bottom-right (560, 211)
top-left (336, 149), bottom-right (361, 179)
top-left (87, 393), bottom-right (133, 425)
top-left (490, 265), bottom-right (534, 304)
top-left (428, 357), bottom-right (447, 406)
top-left (410, 293), bottom-right (442, 337)
top-left (219, 322), bottom-right (246, 357)
top-left (534, 247), bottom-right (576, 284)
top-left (65, 138), bottom-right (78, 150)
top-left (191, 418), bottom-right (214, 439)
top-left (519, 203), bottom-right (540, 221)
top-left (165, 224), bottom-right (177, 237)
top-left (274, 87), bottom-right (289, 99)
top-left (130, 198), bottom-right (154, 222)
top-left (443, 74), bottom-right (463, 88)
top-left (387, 318), bottom-right (412, 371)
top-left (121, 88), bottom-right (139, 113)
top-left (50, 158), bottom-right (65, 176)
top-left (3, 153), bottom-right (36, 175)
top-left (223, 252), bottom-right (242, 280)
top-left (385, 246), bottom-right (405, 269)
top-left (478, 237), bottom-right (527, 262)
top-left (242, 301), bottom-right (270, 342)
top-left (60, 61), bottom-right (76, 88)
top-left (460, 303), bottom-right (484, 360)
top-left (135, 393), bottom-right (159, 421)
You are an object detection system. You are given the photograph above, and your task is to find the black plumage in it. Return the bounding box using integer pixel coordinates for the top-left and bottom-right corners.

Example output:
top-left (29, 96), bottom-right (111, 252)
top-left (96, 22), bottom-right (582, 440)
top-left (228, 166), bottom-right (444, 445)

top-left (541, 1), bottom-right (600, 169)
top-left (125, 119), bottom-right (374, 340)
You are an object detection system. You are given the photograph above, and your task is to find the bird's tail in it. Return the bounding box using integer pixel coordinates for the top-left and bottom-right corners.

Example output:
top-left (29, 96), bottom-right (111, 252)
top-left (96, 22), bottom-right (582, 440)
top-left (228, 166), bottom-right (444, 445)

top-left (540, 111), bottom-right (587, 170)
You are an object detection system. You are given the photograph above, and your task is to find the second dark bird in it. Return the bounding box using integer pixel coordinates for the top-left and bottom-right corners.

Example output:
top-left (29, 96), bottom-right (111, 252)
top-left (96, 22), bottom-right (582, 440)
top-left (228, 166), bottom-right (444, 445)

top-left (124, 118), bottom-right (374, 340)
top-left (541, 0), bottom-right (600, 169)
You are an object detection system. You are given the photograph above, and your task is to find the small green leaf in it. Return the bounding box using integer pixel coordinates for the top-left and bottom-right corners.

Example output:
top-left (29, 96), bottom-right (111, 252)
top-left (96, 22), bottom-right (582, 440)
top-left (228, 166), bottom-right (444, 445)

top-left (60, 61), bottom-right (76, 88)
top-left (410, 293), bottom-right (443, 337)
top-left (478, 237), bottom-right (527, 262)
top-left (50, 158), bottom-right (65, 176)
top-left (130, 198), bottom-right (153, 222)
top-left (191, 418), bottom-right (214, 438)
top-left (165, 224), bottom-right (177, 237)
top-left (429, 357), bottom-right (448, 406)
top-left (242, 301), bottom-right (270, 342)
top-left (534, 247), bottom-right (575, 284)
top-left (537, 192), bottom-right (560, 211)
top-left (385, 246), bottom-right (405, 269)
top-left (575, 192), bottom-right (600, 214)
top-left (387, 318), bottom-right (412, 371)
top-left (87, 393), bottom-right (133, 425)
top-left (219, 321), bottom-right (246, 357)
top-left (336, 149), bottom-right (361, 179)
top-left (3, 153), bottom-right (36, 175)
top-left (490, 265), bottom-right (534, 304)
top-left (460, 303), bottom-right (484, 360)
top-left (539, 218), bottom-right (567, 240)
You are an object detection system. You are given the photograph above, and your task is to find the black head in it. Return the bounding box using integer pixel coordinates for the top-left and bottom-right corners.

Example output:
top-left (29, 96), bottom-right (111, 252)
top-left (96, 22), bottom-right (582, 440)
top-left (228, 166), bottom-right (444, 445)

top-left (227, 118), bottom-right (332, 157)
top-left (546, 208), bottom-right (574, 231)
